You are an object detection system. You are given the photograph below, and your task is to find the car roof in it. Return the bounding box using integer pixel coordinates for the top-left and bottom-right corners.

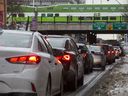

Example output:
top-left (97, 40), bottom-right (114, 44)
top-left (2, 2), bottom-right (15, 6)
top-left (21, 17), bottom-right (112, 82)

top-left (46, 35), bottom-right (71, 38)
top-left (76, 43), bottom-right (85, 46)
top-left (96, 43), bottom-right (111, 46)
top-left (2, 29), bottom-right (34, 35)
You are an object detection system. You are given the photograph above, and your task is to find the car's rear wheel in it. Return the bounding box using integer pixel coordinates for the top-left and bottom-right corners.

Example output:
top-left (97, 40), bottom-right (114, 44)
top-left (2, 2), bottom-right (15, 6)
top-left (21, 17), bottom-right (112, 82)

top-left (78, 75), bottom-right (84, 87)
top-left (89, 62), bottom-right (93, 73)
top-left (101, 65), bottom-right (105, 71)
top-left (68, 72), bottom-right (77, 91)
top-left (108, 60), bottom-right (112, 64)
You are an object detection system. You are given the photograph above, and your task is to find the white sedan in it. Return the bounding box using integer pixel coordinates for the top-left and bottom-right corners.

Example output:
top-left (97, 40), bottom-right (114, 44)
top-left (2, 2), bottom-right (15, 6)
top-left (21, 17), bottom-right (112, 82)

top-left (0, 29), bottom-right (64, 96)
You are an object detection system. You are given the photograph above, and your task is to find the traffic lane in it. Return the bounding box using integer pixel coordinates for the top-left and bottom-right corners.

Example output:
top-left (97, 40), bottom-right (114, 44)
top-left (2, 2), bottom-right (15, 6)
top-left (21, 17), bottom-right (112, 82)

top-left (64, 59), bottom-right (122, 96)
top-left (63, 71), bottom-right (101, 96)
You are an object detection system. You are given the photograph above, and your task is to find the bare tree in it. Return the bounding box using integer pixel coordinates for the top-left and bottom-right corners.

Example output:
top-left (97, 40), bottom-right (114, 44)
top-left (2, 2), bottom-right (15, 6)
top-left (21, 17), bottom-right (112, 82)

top-left (7, 0), bottom-right (23, 21)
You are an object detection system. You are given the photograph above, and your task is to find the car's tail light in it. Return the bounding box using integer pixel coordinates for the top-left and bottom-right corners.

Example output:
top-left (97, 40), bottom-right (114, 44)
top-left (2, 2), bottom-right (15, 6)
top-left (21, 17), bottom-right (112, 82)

top-left (63, 54), bottom-right (71, 61)
top-left (56, 54), bottom-right (71, 62)
top-left (107, 51), bottom-right (111, 54)
top-left (56, 54), bottom-right (71, 70)
top-left (111, 50), bottom-right (115, 54)
top-left (6, 55), bottom-right (41, 64)
top-left (82, 53), bottom-right (87, 58)
top-left (115, 50), bottom-right (119, 54)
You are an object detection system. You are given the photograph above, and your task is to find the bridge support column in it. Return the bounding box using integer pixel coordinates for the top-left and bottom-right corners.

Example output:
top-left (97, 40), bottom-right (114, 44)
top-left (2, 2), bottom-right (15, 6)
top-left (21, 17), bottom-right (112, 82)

top-left (87, 32), bottom-right (97, 44)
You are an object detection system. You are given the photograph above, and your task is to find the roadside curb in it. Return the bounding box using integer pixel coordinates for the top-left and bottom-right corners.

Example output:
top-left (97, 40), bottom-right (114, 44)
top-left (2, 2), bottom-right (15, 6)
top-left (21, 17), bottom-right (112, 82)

top-left (74, 59), bottom-right (122, 96)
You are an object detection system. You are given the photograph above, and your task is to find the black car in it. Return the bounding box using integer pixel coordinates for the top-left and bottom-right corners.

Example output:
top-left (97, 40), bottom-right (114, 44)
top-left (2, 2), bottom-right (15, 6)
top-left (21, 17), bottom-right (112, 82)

top-left (77, 43), bottom-right (93, 74)
top-left (97, 44), bottom-right (115, 64)
top-left (46, 35), bottom-right (84, 91)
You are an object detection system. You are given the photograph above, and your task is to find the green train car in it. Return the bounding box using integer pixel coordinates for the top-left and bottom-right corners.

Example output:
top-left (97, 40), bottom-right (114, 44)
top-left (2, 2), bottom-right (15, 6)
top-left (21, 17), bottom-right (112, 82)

top-left (13, 15), bottom-right (127, 23)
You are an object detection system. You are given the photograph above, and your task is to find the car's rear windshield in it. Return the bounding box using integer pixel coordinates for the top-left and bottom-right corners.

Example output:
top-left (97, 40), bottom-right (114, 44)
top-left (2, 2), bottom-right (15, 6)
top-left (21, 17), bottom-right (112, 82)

top-left (0, 33), bottom-right (32, 48)
top-left (47, 38), bottom-right (65, 48)
top-left (89, 46), bottom-right (101, 52)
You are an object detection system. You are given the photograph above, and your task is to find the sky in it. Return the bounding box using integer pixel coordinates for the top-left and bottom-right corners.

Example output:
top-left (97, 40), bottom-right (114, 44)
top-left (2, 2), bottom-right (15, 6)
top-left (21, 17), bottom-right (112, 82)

top-left (85, 0), bottom-right (127, 4)
top-left (97, 34), bottom-right (118, 40)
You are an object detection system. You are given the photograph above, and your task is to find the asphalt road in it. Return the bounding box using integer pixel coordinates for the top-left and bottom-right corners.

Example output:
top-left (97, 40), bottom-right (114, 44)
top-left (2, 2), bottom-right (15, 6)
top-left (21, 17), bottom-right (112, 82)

top-left (63, 58), bottom-right (122, 96)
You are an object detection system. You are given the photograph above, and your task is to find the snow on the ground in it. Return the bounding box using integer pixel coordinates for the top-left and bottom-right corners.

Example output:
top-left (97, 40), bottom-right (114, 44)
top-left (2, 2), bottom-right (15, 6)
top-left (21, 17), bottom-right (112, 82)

top-left (92, 57), bottom-right (128, 96)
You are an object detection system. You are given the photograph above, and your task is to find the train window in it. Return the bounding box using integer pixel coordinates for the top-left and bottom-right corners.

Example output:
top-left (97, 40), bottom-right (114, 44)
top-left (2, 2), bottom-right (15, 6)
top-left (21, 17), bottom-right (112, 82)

top-left (102, 17), bottom-right (108, 20)
top-left (78, 16), bottom-right (85, 20)
top-left (47, 13), bottom-right (53, 17)
top-left (122, 16), bottom-right (127, 21)
top-left (12, 14), bottom-right (17, 17)
top-left (42, 14), bottom-right (46, 17)
top-left (18, 14), bottom-right (24, 17)
top-left (86, 17), bottom-right (92, 20)
top-left (110, 17), bottom-right (116, 20)
top-left (94, 17), bottom-right (100, 20)
top-left (55, 13), bottom-right (59, 17)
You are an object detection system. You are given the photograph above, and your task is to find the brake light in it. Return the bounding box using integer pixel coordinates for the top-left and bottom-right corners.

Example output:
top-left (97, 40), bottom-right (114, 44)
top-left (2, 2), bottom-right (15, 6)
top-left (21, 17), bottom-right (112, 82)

top-left (28, 56), bottom-right (39, 63)
top-left (56, 56), bottom-right (63, 60)
top-left (55, 58), bottom-right (62, 64)
top-left (111, 51), bottom-right (114, 54)
top-left (107, 51), bottom-right (111, 54)
top-left (63, 54), bottom-right (71, 61)
top-left (115, 50), bottom-right (119, 54)
top-left (56, 54), bottom-right (71, 61)
top-left (82, 53), bottom-right (87, 58)
top-left (6, 55), bottom-right (41, 64)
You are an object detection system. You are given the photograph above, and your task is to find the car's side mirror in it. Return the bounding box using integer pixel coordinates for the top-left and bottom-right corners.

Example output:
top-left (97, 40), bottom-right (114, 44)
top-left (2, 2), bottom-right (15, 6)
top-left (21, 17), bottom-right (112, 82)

top-left (78, 49), bottom-right (82, 53)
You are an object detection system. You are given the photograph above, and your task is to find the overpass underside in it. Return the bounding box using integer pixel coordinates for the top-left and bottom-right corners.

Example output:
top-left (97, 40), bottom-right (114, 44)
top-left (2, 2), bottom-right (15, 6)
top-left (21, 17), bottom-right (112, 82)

top-left (37, 30), bottom-right (128, 35)
top-left (33, 23), bottom-right (128, 34)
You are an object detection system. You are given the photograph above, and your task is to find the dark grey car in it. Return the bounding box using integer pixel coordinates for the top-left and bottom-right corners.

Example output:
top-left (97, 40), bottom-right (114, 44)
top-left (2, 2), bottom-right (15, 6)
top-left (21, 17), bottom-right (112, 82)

top-left (46, 35), bottom-right (84, 91)
top-left (77, 43), bottom-right (93, 74)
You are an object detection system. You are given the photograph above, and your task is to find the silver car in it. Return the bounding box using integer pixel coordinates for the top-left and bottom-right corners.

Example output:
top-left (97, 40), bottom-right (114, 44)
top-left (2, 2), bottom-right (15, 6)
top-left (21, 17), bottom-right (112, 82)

top-left (0, 30), bottom-right (64, 96)
top-left (87, 45), bottom-right (106, 71)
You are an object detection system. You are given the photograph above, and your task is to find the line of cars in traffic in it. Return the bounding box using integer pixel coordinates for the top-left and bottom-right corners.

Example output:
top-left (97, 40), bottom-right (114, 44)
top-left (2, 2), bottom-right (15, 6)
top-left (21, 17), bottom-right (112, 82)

top-left (77, 43), bottom-right (123, 72)
top-left (0, 29), bottom-right (124, 96)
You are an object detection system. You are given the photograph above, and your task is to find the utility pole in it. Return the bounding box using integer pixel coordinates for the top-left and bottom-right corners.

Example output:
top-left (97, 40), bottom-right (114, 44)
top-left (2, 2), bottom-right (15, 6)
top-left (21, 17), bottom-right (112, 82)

top-left (100, 0), bottom-right (102, 4)
top-left (4, 0), bottom-right (7, 28)
top-left (0, 0), bottom-right (7, 28)
top-left (30, 0), bottom-right (38, 31)
top-left (85, 0), bottom-right (86, 4)
top-left (33, 0), bottom-right (35, 8)
top-left (92, 0), bottom-right (94, 4)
